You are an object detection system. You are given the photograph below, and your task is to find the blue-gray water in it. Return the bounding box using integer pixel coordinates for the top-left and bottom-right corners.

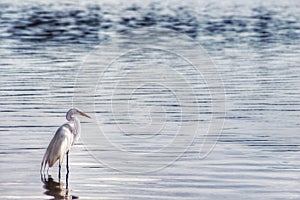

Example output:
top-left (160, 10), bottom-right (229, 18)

top-left (0, 0), bottom-right (300, 199)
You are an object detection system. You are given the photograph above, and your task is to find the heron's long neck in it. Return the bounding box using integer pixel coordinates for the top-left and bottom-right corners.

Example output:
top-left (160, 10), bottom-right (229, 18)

top-left (70, 117), bottom-right (81, 143)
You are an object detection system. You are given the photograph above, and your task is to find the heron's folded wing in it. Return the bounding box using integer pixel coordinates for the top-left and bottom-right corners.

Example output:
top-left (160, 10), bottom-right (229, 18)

top-left (42, 125), bottom-right (73, 168)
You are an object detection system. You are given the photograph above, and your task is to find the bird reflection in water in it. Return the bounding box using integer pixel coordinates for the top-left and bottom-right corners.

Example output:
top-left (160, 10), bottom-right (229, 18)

top-left (41, 173), bottom-right (78, 200)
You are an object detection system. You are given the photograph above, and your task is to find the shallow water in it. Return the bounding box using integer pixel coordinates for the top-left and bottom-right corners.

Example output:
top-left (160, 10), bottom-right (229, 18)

top-left (0, 0), bottom-right (300, 199)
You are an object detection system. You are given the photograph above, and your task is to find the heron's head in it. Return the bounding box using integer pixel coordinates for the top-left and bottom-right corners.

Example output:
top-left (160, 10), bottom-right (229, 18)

top-left (66, 108), bottom-right (91, 121)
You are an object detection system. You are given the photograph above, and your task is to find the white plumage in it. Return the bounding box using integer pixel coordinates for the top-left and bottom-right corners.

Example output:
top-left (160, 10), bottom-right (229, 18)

top-left (41, 108), bottom-right (91, 175)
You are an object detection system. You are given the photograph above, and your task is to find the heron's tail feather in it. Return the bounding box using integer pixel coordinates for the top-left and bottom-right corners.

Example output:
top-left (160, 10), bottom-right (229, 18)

top-left (41, 134), bottom-right (63, 172)
top-left (41, 149), bottom-right (49, 173)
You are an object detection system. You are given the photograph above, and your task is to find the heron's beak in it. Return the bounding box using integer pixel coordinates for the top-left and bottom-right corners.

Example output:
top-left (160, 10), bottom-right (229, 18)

top-left (79, 111), bottom-right (91, 119)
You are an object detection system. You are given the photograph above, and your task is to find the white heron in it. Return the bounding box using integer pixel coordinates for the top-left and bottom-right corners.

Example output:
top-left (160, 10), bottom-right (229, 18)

top-left (40, 108), bottom-right (91, 178)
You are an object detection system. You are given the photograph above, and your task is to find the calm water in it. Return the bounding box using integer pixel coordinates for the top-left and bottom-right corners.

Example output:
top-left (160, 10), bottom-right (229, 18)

top-left (0, 0), bottom-right (300, 199)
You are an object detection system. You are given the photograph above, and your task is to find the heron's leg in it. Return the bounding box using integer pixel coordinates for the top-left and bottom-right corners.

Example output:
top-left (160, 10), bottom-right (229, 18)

top-left (66, 168), bottom-right (69, 189)
top-left (58, 163), bottom-right (61, 182)
top-left (66, 151), bottom-right (69, 173)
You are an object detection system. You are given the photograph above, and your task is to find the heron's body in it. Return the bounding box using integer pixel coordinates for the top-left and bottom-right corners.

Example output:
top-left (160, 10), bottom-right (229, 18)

top-left (40, 108), bottom-right (90, 177)
top-left (42, 122), bottom-right (77, 168)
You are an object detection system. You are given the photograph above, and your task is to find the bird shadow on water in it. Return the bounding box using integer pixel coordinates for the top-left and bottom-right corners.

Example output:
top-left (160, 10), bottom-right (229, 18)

top-left (41, 173), bottom-right (79, 200)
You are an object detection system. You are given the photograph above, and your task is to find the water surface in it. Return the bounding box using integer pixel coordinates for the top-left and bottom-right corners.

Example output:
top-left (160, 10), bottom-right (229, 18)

top-left (0, 0), bottom-right (300, 199)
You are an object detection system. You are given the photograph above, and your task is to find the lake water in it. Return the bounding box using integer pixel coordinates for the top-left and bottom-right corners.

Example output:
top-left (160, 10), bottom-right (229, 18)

top-left (0, 0), bottom-right (299, 199)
